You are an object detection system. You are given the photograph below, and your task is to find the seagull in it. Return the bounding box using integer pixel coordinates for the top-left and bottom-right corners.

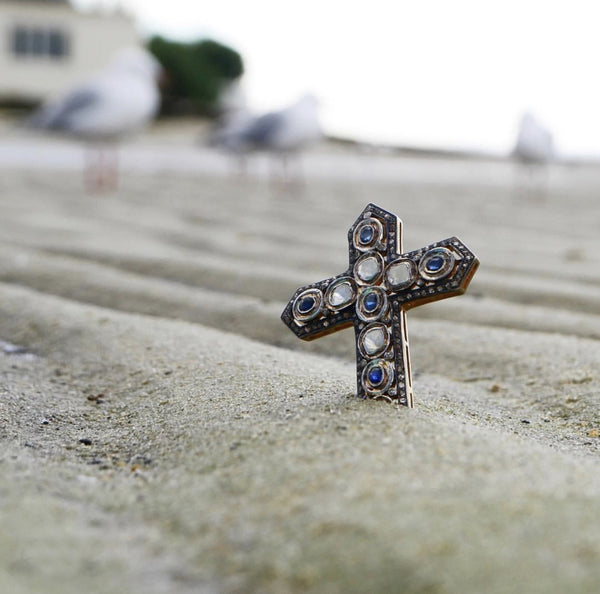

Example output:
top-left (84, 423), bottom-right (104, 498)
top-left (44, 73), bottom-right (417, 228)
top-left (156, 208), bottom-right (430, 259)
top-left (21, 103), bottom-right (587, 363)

top-left (28, 46), bottom-right (161, 191)
top-left (209, 80), bottom-right (253, 154)
top-left (512, 112), bottom-right (555, 164)
top-left (511, 112), bottom-right (555, 199)
top-left (212, 93), bottom-right (322, 181)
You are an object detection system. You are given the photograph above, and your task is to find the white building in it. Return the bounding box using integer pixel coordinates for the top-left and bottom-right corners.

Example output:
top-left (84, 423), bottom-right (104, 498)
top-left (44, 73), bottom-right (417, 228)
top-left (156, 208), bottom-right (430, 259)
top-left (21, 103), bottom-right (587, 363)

top-left (0, 0), bottom-right (139, 104)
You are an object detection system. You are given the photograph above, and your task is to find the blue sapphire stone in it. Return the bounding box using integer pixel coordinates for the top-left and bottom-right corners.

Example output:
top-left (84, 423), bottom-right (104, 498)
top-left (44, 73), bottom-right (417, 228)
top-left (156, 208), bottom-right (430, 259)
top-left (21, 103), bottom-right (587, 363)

top-left (359, 225), bottom-right (374, 244)
top-left (298, 296), bottom-right (315, 313)
top-left (364, 292), bottom-right (379, 312)
top-left (426, 255), bottom-right (445, 272)
top-left (368, 366), bottom-right (384, 385)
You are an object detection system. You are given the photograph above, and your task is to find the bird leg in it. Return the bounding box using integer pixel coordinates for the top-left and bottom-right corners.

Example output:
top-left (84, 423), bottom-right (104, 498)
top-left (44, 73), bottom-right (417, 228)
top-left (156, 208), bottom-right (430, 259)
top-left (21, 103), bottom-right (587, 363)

top-left (104, 145), bottom-right (120, 192)
top-left (84, 144), bottom-right (119, 194)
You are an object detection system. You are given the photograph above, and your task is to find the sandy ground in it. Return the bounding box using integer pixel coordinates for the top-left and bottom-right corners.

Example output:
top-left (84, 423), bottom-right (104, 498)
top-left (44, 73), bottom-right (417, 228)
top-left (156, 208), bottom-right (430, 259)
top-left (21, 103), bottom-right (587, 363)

top-left (1, 127), bottom-right (600, 593)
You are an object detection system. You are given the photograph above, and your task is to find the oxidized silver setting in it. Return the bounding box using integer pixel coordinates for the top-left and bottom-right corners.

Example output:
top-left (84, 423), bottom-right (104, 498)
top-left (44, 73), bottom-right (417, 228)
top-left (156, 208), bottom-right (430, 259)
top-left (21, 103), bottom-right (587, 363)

top-left (292, 288), bottom-right (324, 322)
top-left (353, 217), bottom-right (384, 251)
top-left (353, 251), bottom-right (384, 285)
top-left (385, 258), bottom-right (417, 290)
top-left (362, 358), bottom-right (394, 397)
top-left (358, 322), bottom-right (390, 358)
top-left (418, 247), bottom-right (456, 281)
top-left (356, 286), bottom-right (388, 322)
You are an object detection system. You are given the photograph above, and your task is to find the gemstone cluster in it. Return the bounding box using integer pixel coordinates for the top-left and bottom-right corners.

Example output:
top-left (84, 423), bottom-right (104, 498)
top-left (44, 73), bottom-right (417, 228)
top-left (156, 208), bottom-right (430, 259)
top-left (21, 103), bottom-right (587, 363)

top-left (352, 214), bottom-right (395, 397)
top-left (281, 203), bottom-right (479, 407)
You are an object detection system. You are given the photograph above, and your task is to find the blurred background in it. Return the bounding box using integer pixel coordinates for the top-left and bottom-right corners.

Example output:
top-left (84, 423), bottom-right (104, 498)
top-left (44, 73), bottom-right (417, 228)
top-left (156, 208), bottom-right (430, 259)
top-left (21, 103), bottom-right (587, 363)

top-left (2, 0), bottom-right (600, 160)
top-left (1, 0), bottom-right (599, 311)
top-left (2, 0), bottom-right (599, 343)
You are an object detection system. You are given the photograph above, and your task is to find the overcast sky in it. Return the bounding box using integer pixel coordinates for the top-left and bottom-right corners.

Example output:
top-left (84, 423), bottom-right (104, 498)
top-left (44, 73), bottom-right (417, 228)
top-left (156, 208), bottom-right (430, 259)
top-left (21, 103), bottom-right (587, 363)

top-left (74, 0), bottom-right (600, 156)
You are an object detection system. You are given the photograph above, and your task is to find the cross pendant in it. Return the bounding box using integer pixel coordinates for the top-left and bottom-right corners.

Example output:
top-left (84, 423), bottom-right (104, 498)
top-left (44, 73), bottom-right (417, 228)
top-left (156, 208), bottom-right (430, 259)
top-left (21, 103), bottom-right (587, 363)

top-left (281, 204), bottom-right (479, 407)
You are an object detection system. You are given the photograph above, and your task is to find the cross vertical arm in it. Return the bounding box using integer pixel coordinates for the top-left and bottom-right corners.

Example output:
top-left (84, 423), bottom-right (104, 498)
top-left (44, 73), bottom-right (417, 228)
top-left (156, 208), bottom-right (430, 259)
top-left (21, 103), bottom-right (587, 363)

top-left (354, 303), bottom-right (414, 406)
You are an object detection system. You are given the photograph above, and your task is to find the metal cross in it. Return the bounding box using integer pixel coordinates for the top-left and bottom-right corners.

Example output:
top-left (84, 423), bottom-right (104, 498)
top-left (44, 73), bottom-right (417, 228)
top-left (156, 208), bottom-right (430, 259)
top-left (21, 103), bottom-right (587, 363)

top-left (281, 203), bottom-right (479, 407)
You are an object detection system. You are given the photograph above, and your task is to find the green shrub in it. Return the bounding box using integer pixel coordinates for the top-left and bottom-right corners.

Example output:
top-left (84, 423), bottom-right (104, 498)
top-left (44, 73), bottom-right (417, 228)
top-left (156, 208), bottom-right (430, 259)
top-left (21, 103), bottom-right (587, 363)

top-left (148, 37), bottom-right (243, 116)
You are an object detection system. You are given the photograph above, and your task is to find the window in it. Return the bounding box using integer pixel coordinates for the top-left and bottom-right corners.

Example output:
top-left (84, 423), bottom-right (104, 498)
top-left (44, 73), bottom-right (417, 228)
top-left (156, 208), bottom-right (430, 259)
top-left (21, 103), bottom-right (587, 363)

top-left (48, 30), bottom-right (69, 57)
top-left (31, 29), bottom-right (45, 56)
top-left (11, 26), bottom-right (70, 60)
top-left (12, 28), bottom-right (28, 55)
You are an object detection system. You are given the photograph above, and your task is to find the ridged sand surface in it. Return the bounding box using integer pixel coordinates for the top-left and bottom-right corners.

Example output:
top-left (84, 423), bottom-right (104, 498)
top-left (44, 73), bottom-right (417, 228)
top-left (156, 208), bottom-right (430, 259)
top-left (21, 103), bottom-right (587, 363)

top-left (1, 154), bottom-right (600, 594)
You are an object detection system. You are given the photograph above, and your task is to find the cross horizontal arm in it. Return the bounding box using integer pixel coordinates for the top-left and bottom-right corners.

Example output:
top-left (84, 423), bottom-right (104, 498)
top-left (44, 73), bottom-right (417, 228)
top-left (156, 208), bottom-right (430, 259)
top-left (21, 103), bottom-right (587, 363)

top-left (391, 236), bottom-right (479, 310)
top-left (281, 271), bottom-right (357, 341)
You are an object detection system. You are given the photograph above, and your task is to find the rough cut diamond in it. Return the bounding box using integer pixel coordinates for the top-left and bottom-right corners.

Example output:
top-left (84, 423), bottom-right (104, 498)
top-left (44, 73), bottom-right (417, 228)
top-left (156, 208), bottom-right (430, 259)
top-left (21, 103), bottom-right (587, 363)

top-left (363, 327), bottom-right (386, 355)
top-left (387, 261), bottom-right (414, 289)
top-left (357, 256), bottom-right (380, 281)
top-left (329, 282), bottom-right (353, 307)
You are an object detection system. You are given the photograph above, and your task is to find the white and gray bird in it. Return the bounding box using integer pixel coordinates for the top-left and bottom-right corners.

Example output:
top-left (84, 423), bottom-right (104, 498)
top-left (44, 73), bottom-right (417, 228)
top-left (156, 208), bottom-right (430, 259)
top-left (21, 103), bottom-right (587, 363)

top-left (28, 46), bottom-right (161, 191)
top-left (511, 112), bottom-right (555, 199)
top-left (212, 93), bottom-right (322, 180)
top-left (512, 112), bottom-right (555, 163)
